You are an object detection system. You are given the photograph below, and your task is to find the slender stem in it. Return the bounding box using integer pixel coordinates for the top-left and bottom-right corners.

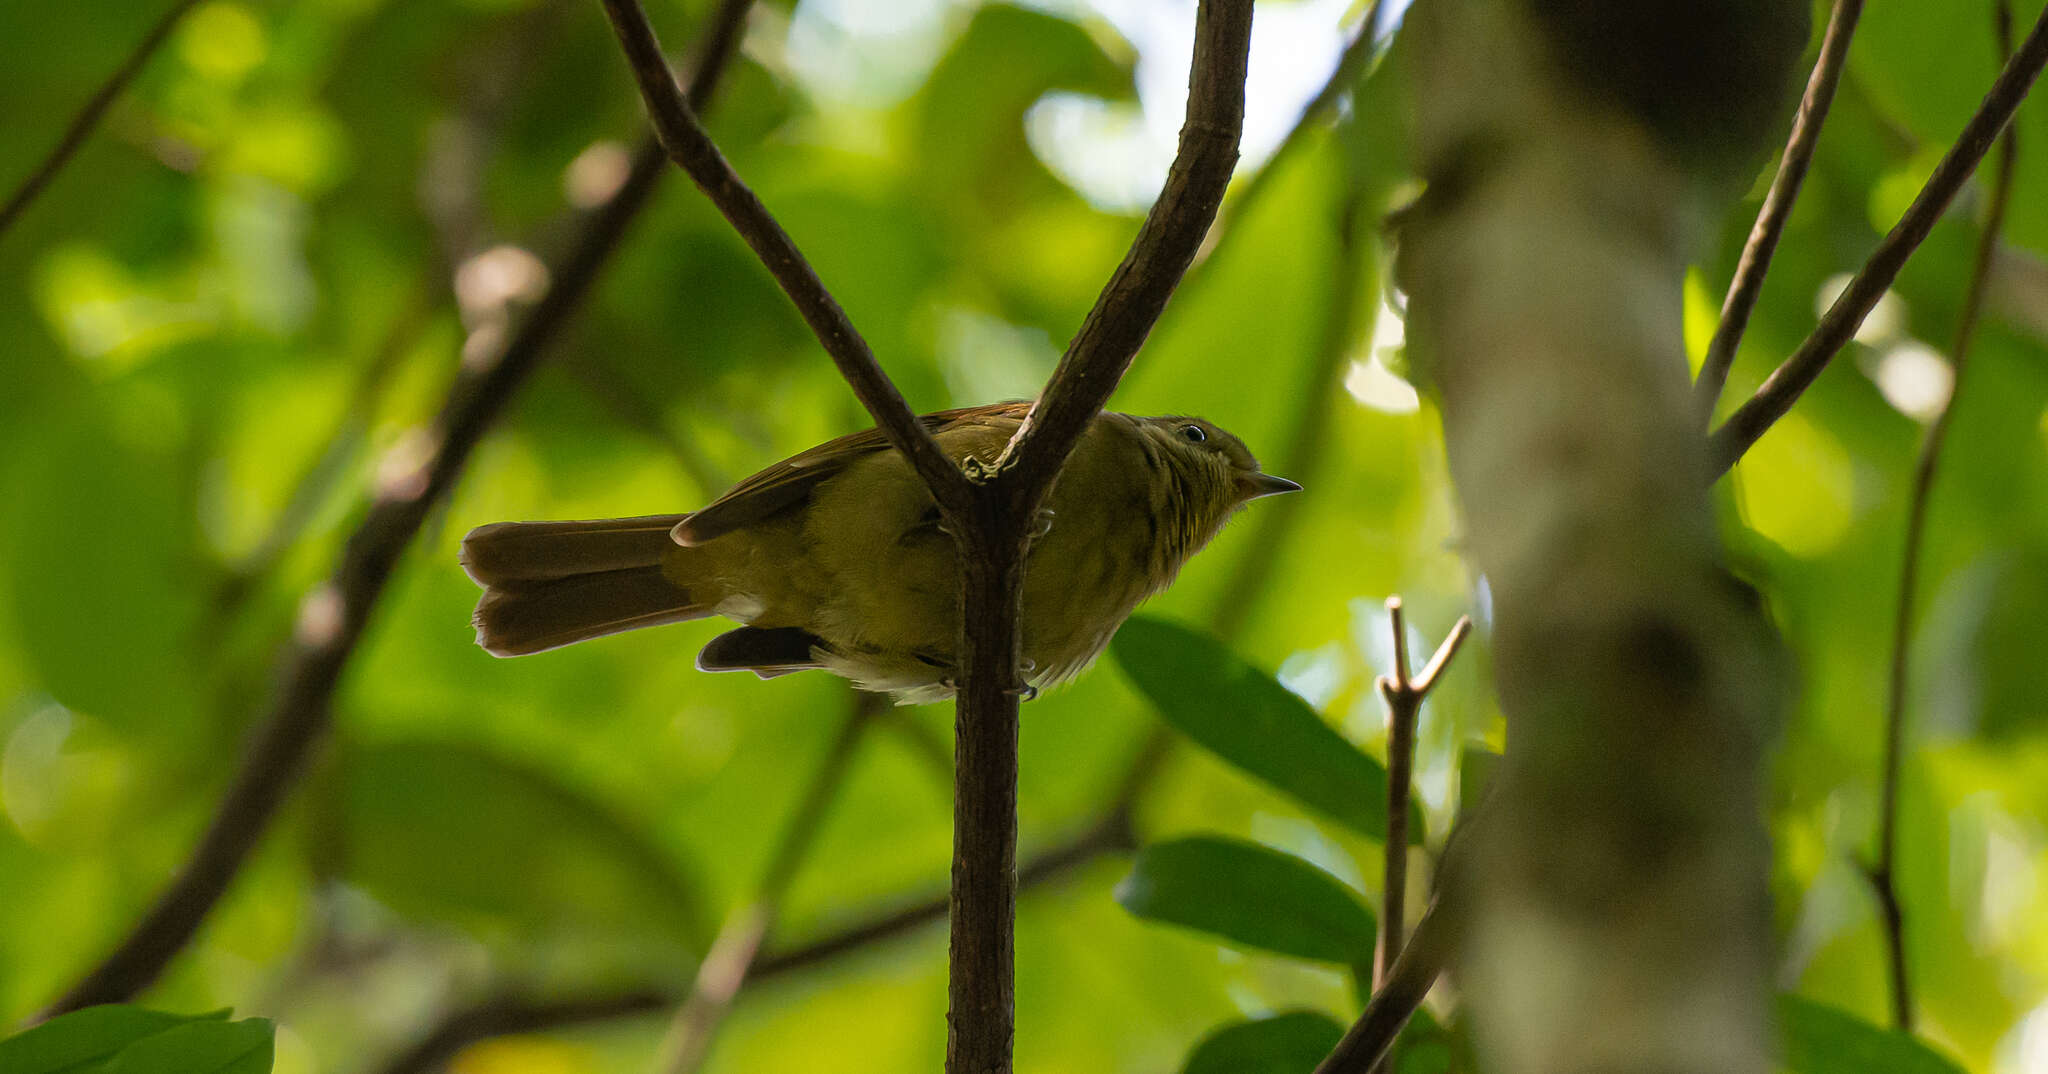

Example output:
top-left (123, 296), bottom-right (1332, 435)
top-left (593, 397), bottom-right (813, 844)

top-left (657, 695), bottom-right (881, 1074)
top-left (594, 0), bottom-right (967, 511)
top-left (35, 1), bottom-right (756, 1019)
top-left (1694, 0), bottom-right (1864, 420)
top-left (1870, 0), bottom-right (2020, 1033)
top-left (1372, 599), bottom-right (1415, 997)
top-left (0, 0), bottom-right (204, 242)
top-left (1366, 604), bottom-right (1471, 1073)
top-left (1709, 3), bottom-right (2048, 474)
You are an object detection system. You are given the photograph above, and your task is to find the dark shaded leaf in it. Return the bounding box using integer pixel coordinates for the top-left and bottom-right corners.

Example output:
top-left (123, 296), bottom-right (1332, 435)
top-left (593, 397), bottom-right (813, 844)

top-left (1113, 616), bottom-right (1420, 842)
top-left (1117, 835), bottom-right (1376, 964)
top-left (101, 1018), bottom-right (273, 1074)
top-left (1182, 1011), bottom-right (1347, 1074)
top-left (1777, 994), bottom-right (1965, 1074)
top-left (0, 1005), bottom-right (214, 1074)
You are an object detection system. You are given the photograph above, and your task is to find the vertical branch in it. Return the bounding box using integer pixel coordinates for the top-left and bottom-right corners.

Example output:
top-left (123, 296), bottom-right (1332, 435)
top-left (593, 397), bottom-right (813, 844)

top-left (1694, 0), bottom-right (1865, 420)
top-left (38, 0), bottom-right (757, 1018)
top-left (0, 0), bottom-right (204, 242)
top-left (1367, 602), bottom-right (1471, 1074)
top-left (1868, 0), bottom-right (2021, 1032)
top-left (593, 4), bottom-right (1252, 1071)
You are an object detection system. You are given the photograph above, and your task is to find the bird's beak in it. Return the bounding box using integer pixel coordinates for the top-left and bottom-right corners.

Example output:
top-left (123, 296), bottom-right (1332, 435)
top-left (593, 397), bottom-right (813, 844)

top-left (1238, 472), bottom-right (1303, 499)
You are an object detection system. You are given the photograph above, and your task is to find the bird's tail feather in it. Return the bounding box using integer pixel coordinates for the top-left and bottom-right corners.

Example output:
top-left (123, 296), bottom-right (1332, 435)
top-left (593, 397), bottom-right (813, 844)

top-left (461, 517), bottom-right (707, 657)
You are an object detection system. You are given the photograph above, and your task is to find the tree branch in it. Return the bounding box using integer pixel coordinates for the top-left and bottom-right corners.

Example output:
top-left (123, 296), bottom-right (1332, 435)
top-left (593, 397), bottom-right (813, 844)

top-left (1693, 0), bottom-right (1865, 420)
top-left (1370, 604), bottom-right (1470, 989)
top-left (1868, 1), bottom-right (2020, 1032)
top-left (1366, 602), bottom-right (1468, 1074)
top-left (1709, 3), bottom-right (2048, 473)
top-left (1316, 894), bottom-right (1458, 1074)
top-left (594, 0), bottom-right (967, 510)
top-left (0, 0), bottom-right (203, 243)
top-left (36, 0), bottom-right (757, 1019)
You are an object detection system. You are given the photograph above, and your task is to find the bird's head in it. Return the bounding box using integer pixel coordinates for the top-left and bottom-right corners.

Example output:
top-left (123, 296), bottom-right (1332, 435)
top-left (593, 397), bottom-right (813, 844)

top-left (1138, 415), bottom-right (1301, 559)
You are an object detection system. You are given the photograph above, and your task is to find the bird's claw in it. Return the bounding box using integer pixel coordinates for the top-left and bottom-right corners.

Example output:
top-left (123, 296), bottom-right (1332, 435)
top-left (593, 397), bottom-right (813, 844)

top-left (960, 456), bottom-right (998, 484)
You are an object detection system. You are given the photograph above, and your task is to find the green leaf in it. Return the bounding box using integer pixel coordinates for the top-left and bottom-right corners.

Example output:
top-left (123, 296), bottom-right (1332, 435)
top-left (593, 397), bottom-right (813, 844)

top-left (0, 1007), bottom-right (264, 1074)
top-left (1112, 617), bottom-right (1420, 842)
top-left (100, 1018), bottom-right (272, 1074)
top-left (1117, 836), bottom-right (1377, 964)
top-left (1182, 1011), bottom-right (1347, 1074)
top-left (339, 739), bottom-right (708, 951)
top-left (0, 1006), bottom-right (205, 1074)
top-left (1776, 995), bottom-right (1965, 1074)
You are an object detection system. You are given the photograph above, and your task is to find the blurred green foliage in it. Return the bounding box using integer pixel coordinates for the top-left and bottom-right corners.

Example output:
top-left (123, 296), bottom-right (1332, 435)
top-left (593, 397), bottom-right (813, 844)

top-left (1, 0), bottom-right (2046, 1071)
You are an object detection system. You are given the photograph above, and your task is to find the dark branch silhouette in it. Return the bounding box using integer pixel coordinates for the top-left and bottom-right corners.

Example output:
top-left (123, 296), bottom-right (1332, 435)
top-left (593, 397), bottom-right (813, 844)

top-left (1709, 3), bottom-right (2048, 472)
top-left (593, 1), bottom-right (1252, 1069)
top-left (1693, 0), bottom-right (1865, 419)
top-left (594, 0), bottom-right (966, 507)
top-left (37, 0), bottom-right (758, 1018)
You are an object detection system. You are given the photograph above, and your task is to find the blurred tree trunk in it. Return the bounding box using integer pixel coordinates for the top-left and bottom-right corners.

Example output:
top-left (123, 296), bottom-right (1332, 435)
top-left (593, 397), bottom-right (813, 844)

top-left (1397, 1), bottom-right (1805, 1072)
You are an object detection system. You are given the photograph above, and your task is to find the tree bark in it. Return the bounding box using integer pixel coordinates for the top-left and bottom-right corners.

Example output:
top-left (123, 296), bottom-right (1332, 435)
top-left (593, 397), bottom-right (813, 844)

top-left (1395, 1), bottom-right (1801, 1071)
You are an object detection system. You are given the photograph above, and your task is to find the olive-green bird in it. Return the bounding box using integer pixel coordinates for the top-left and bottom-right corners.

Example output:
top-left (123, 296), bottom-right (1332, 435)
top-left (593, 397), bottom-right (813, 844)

top-left (461, 402), bottom-right (1298, 702)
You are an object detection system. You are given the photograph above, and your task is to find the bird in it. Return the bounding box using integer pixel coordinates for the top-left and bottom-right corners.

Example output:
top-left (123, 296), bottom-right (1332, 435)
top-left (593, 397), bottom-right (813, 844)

top-left (460, 402), bottom-right (1299, 702)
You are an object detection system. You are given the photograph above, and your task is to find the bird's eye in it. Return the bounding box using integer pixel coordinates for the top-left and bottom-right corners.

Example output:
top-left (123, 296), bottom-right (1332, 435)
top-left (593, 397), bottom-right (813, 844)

top-left (1178, 424), bottom-right (1207, 444)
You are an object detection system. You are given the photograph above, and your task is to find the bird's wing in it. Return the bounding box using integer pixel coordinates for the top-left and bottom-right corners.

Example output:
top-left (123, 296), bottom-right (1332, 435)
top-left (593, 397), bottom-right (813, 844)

top-left (673, 401), bottom-right (1030, 545)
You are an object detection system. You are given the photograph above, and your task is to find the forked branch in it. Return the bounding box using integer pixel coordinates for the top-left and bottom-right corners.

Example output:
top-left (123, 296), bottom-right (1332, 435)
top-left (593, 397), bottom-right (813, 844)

top-left (1709, 4), bottom-right (2048, 472)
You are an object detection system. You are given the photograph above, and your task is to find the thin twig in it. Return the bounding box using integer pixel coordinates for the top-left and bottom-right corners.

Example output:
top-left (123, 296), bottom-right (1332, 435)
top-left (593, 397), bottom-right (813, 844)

top-left (1868, 1), bottom-right (2020, 1033)
top-left (656, 695), bottom-right (882, 1074)
top-left (1708, 4), bottom-right (2048, 474)
top-left (1694, 0), bottom-right (1865, 420)
top-left (594, 0), bottom-right (966, 510)
top-left (0, 0), bottom-right (204, 242)
top-left (1367, 601), bottom-right (1470, 1074)
top-left (36, 0), bottom-right (757, 1018)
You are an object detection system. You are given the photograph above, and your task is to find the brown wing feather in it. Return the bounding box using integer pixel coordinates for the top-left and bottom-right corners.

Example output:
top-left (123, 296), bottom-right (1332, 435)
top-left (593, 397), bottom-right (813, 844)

top-left (673, 401), bottom-right (1031, 545)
